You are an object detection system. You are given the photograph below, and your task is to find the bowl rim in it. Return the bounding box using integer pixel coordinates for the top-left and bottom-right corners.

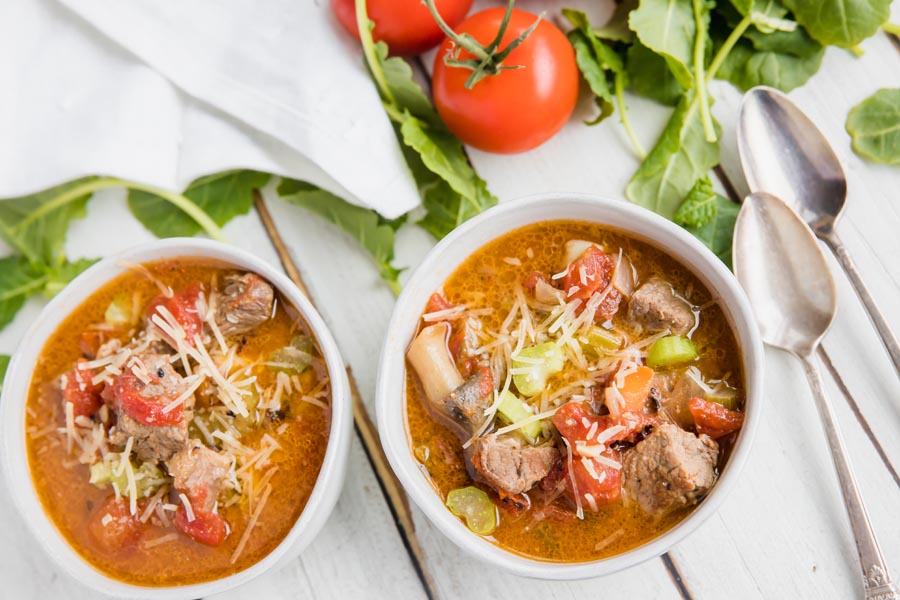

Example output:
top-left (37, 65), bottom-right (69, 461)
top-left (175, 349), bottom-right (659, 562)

top-left (375, 192), bottom-right (765, 579)
top-left (0, 238), bottom-right (352, 599)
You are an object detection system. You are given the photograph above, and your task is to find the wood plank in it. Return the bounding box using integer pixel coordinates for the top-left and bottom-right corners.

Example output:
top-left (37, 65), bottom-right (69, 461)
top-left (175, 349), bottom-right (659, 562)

top-left (0, 189), bottom-right (425, 599)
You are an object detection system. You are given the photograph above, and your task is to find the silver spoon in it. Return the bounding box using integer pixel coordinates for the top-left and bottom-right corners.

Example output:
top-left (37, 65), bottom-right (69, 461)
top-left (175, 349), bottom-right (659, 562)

top-left (734, 191), bottom-right (897, 600)
top-left (738, 86), bottom-right (900, 381)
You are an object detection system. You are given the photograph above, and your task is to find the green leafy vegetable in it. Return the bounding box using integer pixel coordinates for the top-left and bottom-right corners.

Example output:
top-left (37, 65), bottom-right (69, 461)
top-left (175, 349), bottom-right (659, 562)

top-left (0, 177), bottom-right (99, 265)
top-left (278, 179), bottom-right (405, 294)
top-left (0, 355), bottom-right (9, 392)
top-left (626, 91), bottom-right (721, 220)
top-left (626, 40), bottom-right (686, 106)
top-left (564, 9), bottom-right (625, 123)
top-left (846, 88), bottom-right (900, 164)
top-left (43, 258), bottom-right (99, 298)
top-left (90, 458), bottom-right (167, 498)
top-left (355, 0), bottom-right (496, 240)
top-left (629, 0), bottom-right (697, 88)
top-left (781, 0), bottom-right (891, 48)
top-left (0, 257), bottom-right (44, 329)
top-left (128, 170), bottom-right (270, 238)
top-left (0, 256), bottom-right (99, 328)
top-left (683, 194), bottom-right (740, 268)
top-left (594, 0), bottom-right (639, 42)
top-left (674, 176), bottom-right (718, 227)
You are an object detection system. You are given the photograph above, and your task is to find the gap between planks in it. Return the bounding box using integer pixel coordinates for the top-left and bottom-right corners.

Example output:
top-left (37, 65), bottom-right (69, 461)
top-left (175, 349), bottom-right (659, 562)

top-left (253, 192), bottom-right (439, 600)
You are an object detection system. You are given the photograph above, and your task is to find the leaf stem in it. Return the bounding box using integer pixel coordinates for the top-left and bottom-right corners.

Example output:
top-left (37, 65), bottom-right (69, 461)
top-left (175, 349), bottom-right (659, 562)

top-left (615, 71), bottom-right (646, 159)
top-left (884, 22), bottom-right (900, 36)
top-left (706, 14), bottom-right (752, 83)
top-left (692, 0), bottom-right (716, 143)
top-left (12, 177), bottom-right (122, 233)
top-left (115, 179), bottom-right (226, 241)
top-left (355, 0), bottom-right (396, 106)
top-left (0, 274), bottom-right (49, 302)
top-left (847, 45), bottom-right (864, 57)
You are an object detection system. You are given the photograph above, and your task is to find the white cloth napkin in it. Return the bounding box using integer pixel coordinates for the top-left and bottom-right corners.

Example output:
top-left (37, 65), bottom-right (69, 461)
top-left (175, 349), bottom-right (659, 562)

top-left (0, 0), bottom-right (419, 218)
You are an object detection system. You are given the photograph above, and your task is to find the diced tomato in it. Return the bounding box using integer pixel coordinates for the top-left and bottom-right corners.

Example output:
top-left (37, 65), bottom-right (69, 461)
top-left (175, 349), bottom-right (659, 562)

top-left (424, 292), bottom-right (454, 315)
top-left (113, 370), bottom-right (183, 426)
top-left (88, 496), bottom-right (144, 553)
top-left (553, 401), bottom-right (662, 510)
top-left (61, 359), bottom-right (104, 418)
top-left (614, 366), bottom-right (655, 413)
top-left (561, 246), bottom-right (621, 320)
top-left (565, 450), bottom-right (622, 507)
top-left (146, 285), bottom-right (203, 347)
top-left (689, 397), bottom-right (744, 439)
top-left (174, 506), bottom-right (228, 547)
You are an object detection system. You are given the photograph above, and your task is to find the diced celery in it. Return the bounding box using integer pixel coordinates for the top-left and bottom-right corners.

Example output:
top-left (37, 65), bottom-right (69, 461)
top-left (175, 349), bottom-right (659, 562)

top-left (89, 459), bottom-right (167, 498)
top-left (647, 335), bottom-right (698, 368)
top-left (446, 486), bottom-right (497, 535)
top-left (497, 390), bottom-right (543, 443)
top-left (104, 294), bottom-right (135, 326)
top-left (268, 335), bottom-right (314, 374)
top-left (583, 325), bottom-right (622, 356)
top-left (512, 342), bottom-right (565, 397)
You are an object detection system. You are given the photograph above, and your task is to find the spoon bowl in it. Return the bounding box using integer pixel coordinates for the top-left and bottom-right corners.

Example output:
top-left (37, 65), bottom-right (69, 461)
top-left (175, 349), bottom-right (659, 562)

top-left (738, 85), bottom-right (900, 385)
top-left (733, 191), bottom-right (836, 356)
top-left (733, 191), bottom-right (897, 600)
top-left (738, 86), bottom-right (846, 236)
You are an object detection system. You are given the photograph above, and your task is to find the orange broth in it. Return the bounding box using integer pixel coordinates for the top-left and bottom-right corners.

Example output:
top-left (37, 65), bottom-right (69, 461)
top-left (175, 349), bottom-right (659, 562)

top-left (25, 260), bottom-right (331, 585)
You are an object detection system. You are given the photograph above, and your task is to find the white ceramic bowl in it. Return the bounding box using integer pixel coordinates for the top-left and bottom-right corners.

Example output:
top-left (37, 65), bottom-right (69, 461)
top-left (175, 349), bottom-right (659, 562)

top-left (376, 194), bottom-right (764, 579)
top-left (0, 238), bottom-right (352, 598)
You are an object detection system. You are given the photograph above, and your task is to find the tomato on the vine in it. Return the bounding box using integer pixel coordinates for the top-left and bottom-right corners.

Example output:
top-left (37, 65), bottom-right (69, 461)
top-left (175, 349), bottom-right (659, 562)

top-left (432, 8), bottom-right (578, 154)
top-left (331, 0), bottom-right (473, 56)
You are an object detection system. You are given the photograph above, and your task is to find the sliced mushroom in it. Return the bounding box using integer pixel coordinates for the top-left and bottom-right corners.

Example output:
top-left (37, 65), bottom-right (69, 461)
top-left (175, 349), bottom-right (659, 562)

top-left (407, 323), bottom-right (464, 407)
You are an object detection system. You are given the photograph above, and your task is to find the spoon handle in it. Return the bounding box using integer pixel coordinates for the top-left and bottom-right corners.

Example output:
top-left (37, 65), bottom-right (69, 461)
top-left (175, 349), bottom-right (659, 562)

top-left (820, 230), bottom-right (900, 382)
top-left (800, 354), bottom-right (897, 600)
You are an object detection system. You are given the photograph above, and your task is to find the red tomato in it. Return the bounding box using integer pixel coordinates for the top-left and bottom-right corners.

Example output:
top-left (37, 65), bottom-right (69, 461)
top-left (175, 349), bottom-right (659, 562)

top-left (689, 397), bottom-right (744, 439)
top-left (424, 291), bottom-right (454, 315)
top-left (562, 246), bottom-right (622, 319)
top-left (113, 371), bottom-right (184, 427)
top-left (432, 8), bottom-right (578, 154)
top-left (61, 359), bottom-right (104, 418)
top-left (174, 506), bottom-right (228, 547)
top-left (146, 285), bottom-right (203, 347)
top-left (88, 496), bottom-right (144, 553)
top-left (331, 0), bottom-right (473, 56)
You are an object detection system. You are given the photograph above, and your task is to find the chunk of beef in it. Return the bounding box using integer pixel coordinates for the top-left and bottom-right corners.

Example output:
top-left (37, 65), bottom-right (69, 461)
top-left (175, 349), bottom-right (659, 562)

top-left (167, 440), bottom-right (231, 512)
top-left (622, 423), bottom-right (718, 516)
top-left (472, 434), bottom-right (559, 495)
top-left (445, 366), bottom-right (493, 433)
top-left (109, 353), bottom-right (194, 463)
top-left (627, 278), bottom-right (695, 335)
top-left (215, 273), bottom-right (274, 337)
top-left (112, 413), bottom-right (188, 463)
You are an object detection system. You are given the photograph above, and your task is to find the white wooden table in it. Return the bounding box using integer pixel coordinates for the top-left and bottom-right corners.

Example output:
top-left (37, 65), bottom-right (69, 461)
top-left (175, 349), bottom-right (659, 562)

top-left (2, 3), bottom-right (900, 598)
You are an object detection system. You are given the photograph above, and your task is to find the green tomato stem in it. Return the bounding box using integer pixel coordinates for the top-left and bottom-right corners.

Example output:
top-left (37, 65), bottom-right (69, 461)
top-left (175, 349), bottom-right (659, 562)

top-left (355, 0), bottom-right (397, 106)
top-left (615, 71), bottom-right (646, 159)
top-left (692, 0), bottom-right (716, 143)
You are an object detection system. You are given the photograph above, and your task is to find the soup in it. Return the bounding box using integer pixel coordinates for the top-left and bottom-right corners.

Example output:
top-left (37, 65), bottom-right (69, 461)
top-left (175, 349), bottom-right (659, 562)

top-left (25, 260), bottom-right (331, 585)
top-left (405, 221), bottom-right (745, 561)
